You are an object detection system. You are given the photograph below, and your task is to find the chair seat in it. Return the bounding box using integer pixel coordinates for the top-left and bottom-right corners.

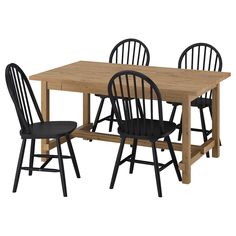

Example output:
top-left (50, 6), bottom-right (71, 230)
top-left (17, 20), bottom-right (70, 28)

top-left (118, 119), bottom-right (176, 141)
top-left (21, 121), bottom-right (77, 139)
top-left (167, 97), bottom-right (212, 108)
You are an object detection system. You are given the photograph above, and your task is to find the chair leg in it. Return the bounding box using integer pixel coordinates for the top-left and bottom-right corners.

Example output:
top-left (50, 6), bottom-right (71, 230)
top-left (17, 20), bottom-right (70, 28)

top-left (29, 139), bottom-right (35, 176)
top-left (170, 105), bottom-right (177, 122)
top-left (209, 105), bottom-right (212, 118)
top-left (162, 105), bottom-right (177, 151)
top-left (151, 142), bottom-right (162, 197)
top-left (13, 139), bottom-right (26, 193)
top-left (177, 114), bottom-right (183, 141)
top-left (56, 138), bottom-right (67, 197)
top-left (110, 137), bottom-right (126, 189)
top-left (129, 138), bottom-right (138, 174)
top-left (109, 107), bottom-right (114, 132)
top-left (66, 136), bottom-right (80, 178)
top-left (92, 97), bottom-right (105, 132)
top-left (165, 136), bottom-right (182, 181)
top-left (199, 108), bottom-right (210, 157)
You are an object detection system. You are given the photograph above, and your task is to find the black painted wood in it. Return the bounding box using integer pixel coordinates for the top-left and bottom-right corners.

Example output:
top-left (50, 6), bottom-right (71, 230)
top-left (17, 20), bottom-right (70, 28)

top-left (92, 38), bottom-right (150, 133)
top-left (108, 70), bottom-right (182, 197)
top-left (5, 63), bottom-right (81, 196)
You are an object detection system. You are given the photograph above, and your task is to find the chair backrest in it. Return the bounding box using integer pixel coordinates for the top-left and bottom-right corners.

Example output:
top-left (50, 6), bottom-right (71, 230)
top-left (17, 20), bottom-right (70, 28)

top-left (5, 63), bottom-right (43, 133)
top-left (178, 42), bottom-right (223, 101)
top-left (109, 38), bottom-right (150, 66)
top-left (108, 70), bottom-right (164, 138)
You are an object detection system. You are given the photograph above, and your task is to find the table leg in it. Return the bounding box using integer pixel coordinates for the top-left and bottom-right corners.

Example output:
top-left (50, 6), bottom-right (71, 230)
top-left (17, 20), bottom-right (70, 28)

top-left (41, 81), bottom-right (49, 159)
top-left (182, 97), bottom-right (191, 184)
top-left (83, 93), bottom-right (90, 125)
top-left (212, 84), bottom-right (220, 157)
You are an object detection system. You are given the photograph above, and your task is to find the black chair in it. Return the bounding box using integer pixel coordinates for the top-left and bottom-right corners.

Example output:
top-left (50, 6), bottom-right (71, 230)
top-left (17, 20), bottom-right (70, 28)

top-left (108, 70), bottom-right (182, 197)
top-left (168, 43), bottom-right (223, 157)
top-left (5, 63), bottom-right (80, 197)
top-left (92, 38), bottom-right (150, 133)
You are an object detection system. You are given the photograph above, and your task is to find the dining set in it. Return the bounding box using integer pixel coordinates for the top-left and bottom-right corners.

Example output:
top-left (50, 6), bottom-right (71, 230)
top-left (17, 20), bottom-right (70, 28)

top-left (5, 38), bottom-right (231, 197)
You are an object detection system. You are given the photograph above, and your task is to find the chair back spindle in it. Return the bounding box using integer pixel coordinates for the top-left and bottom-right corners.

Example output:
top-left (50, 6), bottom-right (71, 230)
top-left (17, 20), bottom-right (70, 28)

top-left (178, 43), bottom-right (222, 106)
top-left (5, 63), bottom-right (43, 133)
top-left (109, 38), bottom-right (150, 66)
top-left (108, 70), bottom-right (164, 139)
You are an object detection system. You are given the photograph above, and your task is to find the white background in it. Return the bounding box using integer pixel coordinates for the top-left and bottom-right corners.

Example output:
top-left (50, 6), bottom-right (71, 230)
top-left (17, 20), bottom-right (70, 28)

top-left (0, 0), bottom-right (235, 235)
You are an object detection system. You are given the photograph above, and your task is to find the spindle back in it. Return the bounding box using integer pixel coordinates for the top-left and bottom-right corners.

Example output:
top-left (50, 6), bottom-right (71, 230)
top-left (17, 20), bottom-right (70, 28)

top-left (5, 63), bottom-right (43, 134)
top-left (178, 43), bottom-right (223, 103)
top-left (109, 38), bottom-right (150, 66)
top-left (108, 70), bottom-right (164, 138)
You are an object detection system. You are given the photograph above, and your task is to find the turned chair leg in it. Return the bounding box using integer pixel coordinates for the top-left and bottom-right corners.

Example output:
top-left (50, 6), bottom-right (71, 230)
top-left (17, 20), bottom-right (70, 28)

top-left (162, 105), bottom-right (177, 152)
top-left (170, 105), bottom-right (177, 122)
top-left (129, 138), bottom-right (138, 174)
top-left (165, 136), bottom-right (182, 181)
top-left (29, 139), bottom-right (35, 176)
top-left (92, 97), bottom-right (105, 132)
top-left (110, 138), bottom-right (126, 189)
top-left (151, 142), bottom-right (162, 197)
top-left (109, 108), bottom-right (114, 132)
top-left (56, 138), bottom-right (67, 197)
top-left (177, 115), bottom-right (182, 141)
top-left (66, 136), bottom-right (80, 178)
top-left (13, 139), bottom-right (26, 193)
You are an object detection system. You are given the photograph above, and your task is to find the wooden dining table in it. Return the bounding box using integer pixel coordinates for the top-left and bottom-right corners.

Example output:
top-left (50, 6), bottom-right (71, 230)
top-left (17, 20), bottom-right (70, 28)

top-left (29, 61), bottom-right (231, 184)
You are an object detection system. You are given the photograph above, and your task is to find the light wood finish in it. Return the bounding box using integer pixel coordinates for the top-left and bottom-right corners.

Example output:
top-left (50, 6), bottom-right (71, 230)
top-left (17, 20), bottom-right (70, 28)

top-left (83, 93), bottom-right (90, 124)
top-left (179, 139), bottom-right (215, 171)
top-left (82, 93), bottom-right (90, 140)
top-left (30, 61), bottom-right (231, 184)
top-left (212, 84), bottom-right (220, 157)
top-left (181, 97), bottom-right (191, 183)
top-left (30, 61), bottom-right (230, 103)
top-left (41, 81), bottom-right (50, 160)
top-left (48, 82), bottom-right (61, 90)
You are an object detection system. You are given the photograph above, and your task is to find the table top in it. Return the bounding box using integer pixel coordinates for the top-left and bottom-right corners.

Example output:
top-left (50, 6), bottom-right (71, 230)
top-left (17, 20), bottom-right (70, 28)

top-left (30, 61), bottom-right (231, 102)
